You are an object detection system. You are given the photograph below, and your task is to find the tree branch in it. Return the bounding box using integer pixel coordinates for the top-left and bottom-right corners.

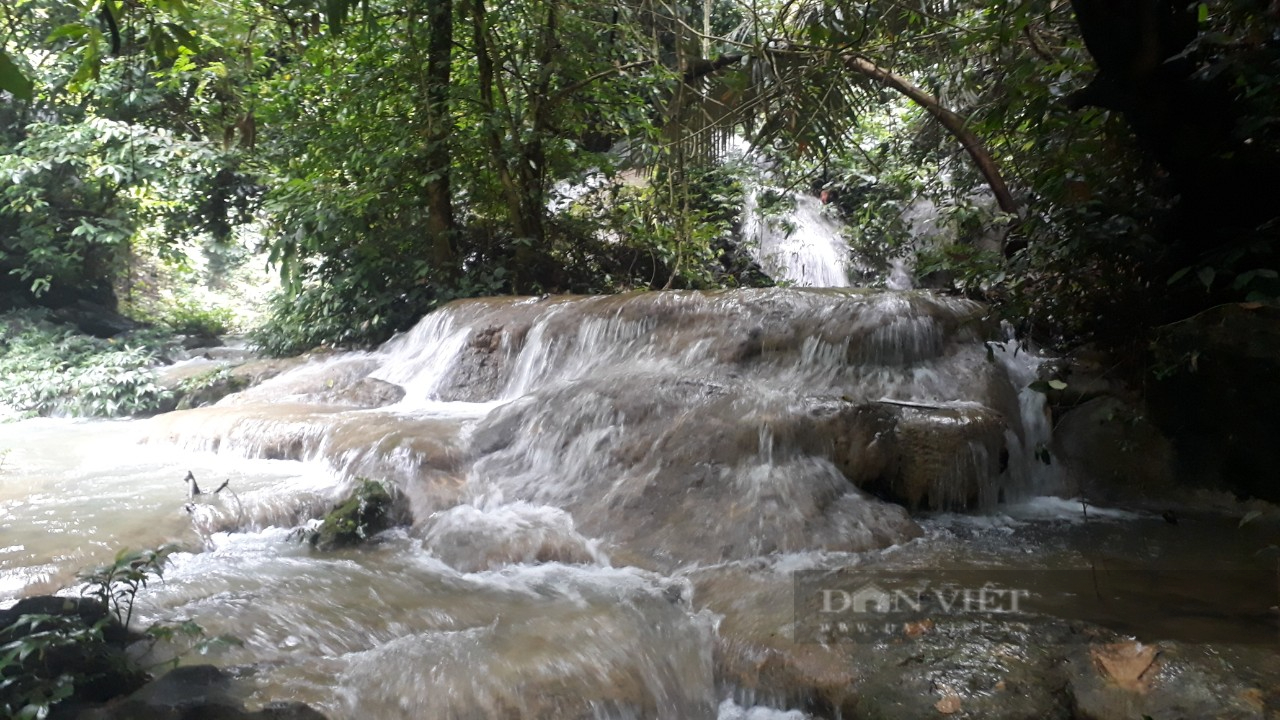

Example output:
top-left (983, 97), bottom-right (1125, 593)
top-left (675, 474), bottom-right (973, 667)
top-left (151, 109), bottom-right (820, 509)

top-left (550, 59), bottom-right (654, 104)
top-left (682, 53), bottom-right (744, 83)
top-left (845, 55), bottom-right (1019, 215)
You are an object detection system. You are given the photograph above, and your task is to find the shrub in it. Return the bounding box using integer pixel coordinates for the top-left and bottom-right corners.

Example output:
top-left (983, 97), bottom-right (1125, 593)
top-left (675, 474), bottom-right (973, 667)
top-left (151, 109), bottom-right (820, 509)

top-left (0, 312), bottom-right (172, 418)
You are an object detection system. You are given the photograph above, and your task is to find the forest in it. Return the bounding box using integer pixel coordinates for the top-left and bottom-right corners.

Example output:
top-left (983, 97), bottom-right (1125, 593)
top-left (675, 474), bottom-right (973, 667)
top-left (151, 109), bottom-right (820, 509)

top-left (3, 2), bottom-right (1280, 719)
top-left (2, 0), bottom-right (1274, 351)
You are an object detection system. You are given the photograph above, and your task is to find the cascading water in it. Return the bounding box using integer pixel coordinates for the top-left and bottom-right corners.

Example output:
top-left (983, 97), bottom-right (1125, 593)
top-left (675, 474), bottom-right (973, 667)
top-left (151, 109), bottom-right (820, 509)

top-left (741, 189), bottom-right (855, 288)
top-left (4, 288), bottom-right (1275, 719)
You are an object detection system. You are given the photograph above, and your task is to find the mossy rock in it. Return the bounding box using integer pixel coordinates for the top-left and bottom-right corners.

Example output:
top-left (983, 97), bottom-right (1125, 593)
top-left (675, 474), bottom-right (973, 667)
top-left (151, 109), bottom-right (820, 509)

top-left (174, 368), bottom-right (253, 410)
top-left (312, 479), bottom-right (395, 551)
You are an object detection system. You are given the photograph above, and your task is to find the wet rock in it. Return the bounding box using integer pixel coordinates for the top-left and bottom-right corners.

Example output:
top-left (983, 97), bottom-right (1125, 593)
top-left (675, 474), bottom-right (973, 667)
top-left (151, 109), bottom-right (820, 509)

top-left (1053, 396), bottom-right (1175, 502)
top-left (1052, 345), bottom-right (1129, 408)
top-left (179, 332), bottom-right (223, 351)
top-left (435, 323), bottom-right (529, 401)
top-left (843, 618), bottom-right (1081, 720)
top-left (75, 665), bottom-right (329, 720)
top-left (806, 400), bottom-right (899, 487)
top-left (0, 596), bottom-right (146, 709)
top-left (156, 356), bottom-right (310, 413)
top-left (311, 479), bottom-right (396, 550)
top-left (107, 664), bottom-right (238, 712)
top-left (423, 503), bottom-right (604, 572)
top-left (175, 370), bottom-right (253, 411)
top-left (217, 356), bottom-right (387, 408)
top-left (1148, 302), bottom-right (1280, 501)
top-left (1066, 641), bottom-right (1274, 720)
top-left (874, 403), bottom-right (1009, 510)
top-left (291, 376), bottom-right (404, 408)
top-left (48, 300), bottom-right (144, 338)
top-left (224, 357), bottom-right (311, 387)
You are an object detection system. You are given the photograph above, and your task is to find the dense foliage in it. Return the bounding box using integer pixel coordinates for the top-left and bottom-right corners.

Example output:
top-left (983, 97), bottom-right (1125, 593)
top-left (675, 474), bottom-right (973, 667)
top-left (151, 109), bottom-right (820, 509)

top-left (2, 0), bottom-right (1277, 357)
top-left (0, 311), bottom-right (171, 418)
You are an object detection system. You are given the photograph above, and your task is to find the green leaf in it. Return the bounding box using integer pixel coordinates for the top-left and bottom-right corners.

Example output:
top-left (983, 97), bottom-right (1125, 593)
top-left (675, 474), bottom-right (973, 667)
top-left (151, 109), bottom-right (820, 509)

top-left (0, 51), bottom-right (33, 100)
top-left (1197, 266), bottom-right (1215, 290)
top-left (46, 23), bottom-right (92, 42)
top-left (1197, 3), bottom-right (1209, 23)
top-left (1047, 379), bottom-right (1068, 391)
top-left (1239, 510), bottom-right (1262, 527)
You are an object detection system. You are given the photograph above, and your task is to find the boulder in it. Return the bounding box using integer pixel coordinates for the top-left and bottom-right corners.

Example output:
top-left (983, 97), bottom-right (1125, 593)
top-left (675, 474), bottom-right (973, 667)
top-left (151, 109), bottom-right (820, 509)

top-left (48, 300), bottom-right (144, 338)
top-left (1053, 396), bottom-right (1175, 502)
top-left (882, 403), bottom-right (1008, 510)
top-left (1148, 303), bottom-right (1280, 501)
top-left (216, 357), bottom-right (397, 409)
top-left (155, 357), bottom-right (310, 413)
top-left (311, 479), bottom-right (396, 551)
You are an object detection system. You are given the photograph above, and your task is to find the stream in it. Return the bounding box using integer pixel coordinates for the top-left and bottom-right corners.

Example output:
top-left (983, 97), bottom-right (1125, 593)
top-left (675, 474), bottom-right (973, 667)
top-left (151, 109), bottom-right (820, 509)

top-left (3, 271), bottom-right (1278, 716)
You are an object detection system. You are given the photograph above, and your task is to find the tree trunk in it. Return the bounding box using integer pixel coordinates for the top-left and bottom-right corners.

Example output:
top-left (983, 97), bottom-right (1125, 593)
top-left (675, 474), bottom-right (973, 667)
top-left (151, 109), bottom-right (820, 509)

top-left (471, 0), bottom-right (558, 291)
top-left (423, 0), bottom-right (456, 272)
top-left (471, 0), bottom-right (530, 239)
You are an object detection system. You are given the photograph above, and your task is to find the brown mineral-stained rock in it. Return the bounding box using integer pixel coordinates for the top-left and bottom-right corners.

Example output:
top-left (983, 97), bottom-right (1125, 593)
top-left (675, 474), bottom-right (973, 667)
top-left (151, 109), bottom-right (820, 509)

top-left (1090, 641), bottom-right (1160, 693)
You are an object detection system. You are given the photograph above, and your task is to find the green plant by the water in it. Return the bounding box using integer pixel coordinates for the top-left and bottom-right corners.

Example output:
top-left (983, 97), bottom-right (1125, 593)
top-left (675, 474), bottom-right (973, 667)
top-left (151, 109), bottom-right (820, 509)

top-left (133, 295), bottom-right (237, 338)
top-left (0, 313), bottom-right (172, 418)
top-left (0, 609), bottom-right (112, 718)
top-left (0, 546), bottom-right (234, 719)
top-left (79, 547), bottom-right (174, 629)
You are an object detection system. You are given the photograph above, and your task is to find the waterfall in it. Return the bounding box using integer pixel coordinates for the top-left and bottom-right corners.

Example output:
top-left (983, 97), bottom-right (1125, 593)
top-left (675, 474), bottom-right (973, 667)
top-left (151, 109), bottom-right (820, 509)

top-left (741, 188), bottom-right (855, 287)
top-left (2, 289), bottom-right (1170, 720)
top-left (148, 289), bottom-right (1057, 541)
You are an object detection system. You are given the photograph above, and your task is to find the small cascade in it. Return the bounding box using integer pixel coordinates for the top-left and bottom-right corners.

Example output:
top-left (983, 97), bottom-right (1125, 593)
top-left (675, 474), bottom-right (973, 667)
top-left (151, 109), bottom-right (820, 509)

top-left (741, 189), bottom-right (854, 287)
top-left (990, 337), bottom-right (1067, 497)
top-left (126, 286), bottom-right (1076, 718)
top-left (145, 288), bottom-right (1056, 569)
top-left (886, 257), bottom-right (915, 290)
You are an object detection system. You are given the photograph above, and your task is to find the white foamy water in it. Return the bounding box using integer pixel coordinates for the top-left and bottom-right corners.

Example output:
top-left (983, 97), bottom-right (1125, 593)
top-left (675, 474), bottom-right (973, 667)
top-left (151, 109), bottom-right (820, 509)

top-left (0, 418), bottom-right (339, 597)
top-left (742, 189), bottom-right (854, 287)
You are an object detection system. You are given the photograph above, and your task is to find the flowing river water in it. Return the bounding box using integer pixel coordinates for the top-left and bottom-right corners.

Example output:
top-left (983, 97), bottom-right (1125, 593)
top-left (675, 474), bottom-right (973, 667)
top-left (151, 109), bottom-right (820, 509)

top-left (3, 287), bottom-right (1279, 718)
